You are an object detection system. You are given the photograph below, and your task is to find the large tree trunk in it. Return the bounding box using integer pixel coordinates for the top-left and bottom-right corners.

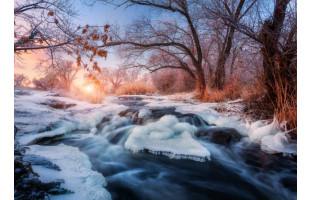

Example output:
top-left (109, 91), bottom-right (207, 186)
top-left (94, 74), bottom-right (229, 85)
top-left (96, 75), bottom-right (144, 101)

top-left (259, 0), bottom-right (292, 103)
top-left (195, 66), bottom-right (206, 99)
top-left (212, 26), bottom-right (235, 89)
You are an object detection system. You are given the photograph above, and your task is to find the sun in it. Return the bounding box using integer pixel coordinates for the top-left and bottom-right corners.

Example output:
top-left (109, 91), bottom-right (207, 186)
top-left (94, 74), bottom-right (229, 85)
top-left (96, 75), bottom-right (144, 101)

top-left (84, 84), bottom-right (95, 93)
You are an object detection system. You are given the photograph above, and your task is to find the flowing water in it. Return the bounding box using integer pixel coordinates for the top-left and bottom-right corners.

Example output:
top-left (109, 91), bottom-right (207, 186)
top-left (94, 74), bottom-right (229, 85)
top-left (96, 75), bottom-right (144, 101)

top-left (15, 93), bottom-right (297, 200)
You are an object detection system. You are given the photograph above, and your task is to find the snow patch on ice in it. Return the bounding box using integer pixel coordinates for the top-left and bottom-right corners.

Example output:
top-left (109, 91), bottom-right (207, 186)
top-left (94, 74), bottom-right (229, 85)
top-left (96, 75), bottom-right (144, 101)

top-left (15, 90), bottom-right (128, 145)
top-left (247, 118), bottom-right (280, 143)
top-left (261, 132), bottom-right (297, 154)
top-left (19, 121), bottom-right (76, 145)
top-left (138, 108), bottom-right (151, 118)
top-left (246, 118), bottom-right (296, 154)
top-left (125, 115), bottom-right (210, 161)
top-left (142, 95), bottom-right (296, 155)
top-left (26, 144), bottom-right (111, 200)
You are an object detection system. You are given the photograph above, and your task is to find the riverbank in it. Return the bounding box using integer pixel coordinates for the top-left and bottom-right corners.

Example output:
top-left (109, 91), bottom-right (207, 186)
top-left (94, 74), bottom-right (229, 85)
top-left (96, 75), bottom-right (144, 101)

top-left (14, 89), bottom-right (297, 200)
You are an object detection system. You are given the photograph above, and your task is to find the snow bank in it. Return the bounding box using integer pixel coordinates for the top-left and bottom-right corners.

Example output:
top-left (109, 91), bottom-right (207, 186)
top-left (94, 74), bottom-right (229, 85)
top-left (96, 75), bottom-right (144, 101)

top-left (26, 144), bottom-right (111, 200)
top-left (125, 115), bottom-right (210, 161)
top-left (246, 118), bottom-right (297, 154)
top-left (15, 90), bottom-right (128, 145)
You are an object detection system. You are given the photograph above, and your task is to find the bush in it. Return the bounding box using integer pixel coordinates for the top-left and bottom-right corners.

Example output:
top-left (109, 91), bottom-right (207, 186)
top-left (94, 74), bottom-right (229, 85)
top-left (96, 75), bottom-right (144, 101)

top-left (115, 82), bottom-right (155, 95)
top-left (202, 78), bottom-right (265, 103)
top-left (152, 69), bottom-right (195, 94)
top-left (203, 79), bottom-right (241, 102)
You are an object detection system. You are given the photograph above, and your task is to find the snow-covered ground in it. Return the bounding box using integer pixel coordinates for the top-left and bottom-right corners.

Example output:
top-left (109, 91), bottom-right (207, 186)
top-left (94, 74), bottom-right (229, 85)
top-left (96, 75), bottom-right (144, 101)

top-left (14, 89), bottom-right (297, 199)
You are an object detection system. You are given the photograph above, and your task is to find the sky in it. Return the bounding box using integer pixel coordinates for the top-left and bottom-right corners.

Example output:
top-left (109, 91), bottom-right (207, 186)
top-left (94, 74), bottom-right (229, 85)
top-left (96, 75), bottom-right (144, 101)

top-left (14, 0), bottom-right (149, 87)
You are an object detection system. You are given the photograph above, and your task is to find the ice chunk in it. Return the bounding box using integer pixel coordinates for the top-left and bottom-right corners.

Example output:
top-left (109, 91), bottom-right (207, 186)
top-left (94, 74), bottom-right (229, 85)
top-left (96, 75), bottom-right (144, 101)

top-left (19, 121), bottom-right (76, 145)
top-left (247, 118), bottom-right (279, 143)
top-left (246, 118), bottom-right (296, 154)
top-left (261, 132), bottom-right (297, 154)
top-left (125, 115), bottom-right (210, 161)
top-left (26, 144), bottom-right (111, 200)
top-left (138, 108), bottom-right (152, 118)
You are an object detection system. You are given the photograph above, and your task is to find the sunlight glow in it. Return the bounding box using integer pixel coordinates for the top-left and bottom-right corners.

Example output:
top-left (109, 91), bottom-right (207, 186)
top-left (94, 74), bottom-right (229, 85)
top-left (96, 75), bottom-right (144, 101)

top-left (84, 84), bottom-right (95, 93)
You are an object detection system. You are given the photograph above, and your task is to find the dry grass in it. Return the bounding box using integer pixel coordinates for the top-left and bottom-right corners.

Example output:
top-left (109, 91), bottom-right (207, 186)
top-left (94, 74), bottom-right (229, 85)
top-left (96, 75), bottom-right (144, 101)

top-left (202, 78), bottom-right (265, 103)
top-left (203, 79), bottom-right (242, 102)
top-left (240, 82), bottom-right (265, 101)
top-left (116, 82), bottom-right (155, 95)
top-left (273, 80), bottom-right (297, 133)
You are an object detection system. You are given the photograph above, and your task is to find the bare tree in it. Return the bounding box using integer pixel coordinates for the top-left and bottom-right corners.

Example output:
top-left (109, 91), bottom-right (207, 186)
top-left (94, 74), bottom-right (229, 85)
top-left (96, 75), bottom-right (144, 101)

top-left (195, 0), bottom-right (258, 89)
top-left (35, 57), bottom-right (80, 91)
top-left (14, 73), bottom-right (30, 89)
top-left (32, 75), bottom-right (60, 90)
top-left (94, 0), bottom-right (208, 98)
top-left (212, 0), bottom-right (296, 111)
top-left (54, 60), bottom-right (80, 90)
top-left (14, 0), bottom-right (77, 52)
top-left (14, 0), bottom-right (113, 77)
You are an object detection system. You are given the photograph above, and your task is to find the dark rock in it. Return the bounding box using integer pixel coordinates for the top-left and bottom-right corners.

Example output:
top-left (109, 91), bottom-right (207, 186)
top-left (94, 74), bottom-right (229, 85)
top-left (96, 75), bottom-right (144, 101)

top-left (23, 154), bottom-right (61, 171)
top-left (118, 96), bottom-right (143, 101)
top-left (196, 127), bottom-right (242, 144)
top-left (119, 109), bottom-right (139, 118)
top-left (281, 176), bottom-right (297, 192)
top-left (117, 96), bottom-right (147, 107)
top-left (40, 99), bottom-right (76, 109)
top-left (14, 125), bottom-right (19, 136)
top-left (118, 107), bottom-right (210, 127)
top-left (177, 113), bottom-right (209, 126)
top-left (96, 116), bottom-right (111, 130)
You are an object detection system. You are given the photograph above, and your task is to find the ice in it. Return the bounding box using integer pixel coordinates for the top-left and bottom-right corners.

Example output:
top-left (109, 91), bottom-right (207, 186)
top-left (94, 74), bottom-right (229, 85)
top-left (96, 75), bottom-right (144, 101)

top-left (125, 115), bottom-right (211, 161)
top-left (26, 144), bottom-right (111, 200)
top-left (15, 90), bottom-right (128, 145)
top-left (138, 108), bottom-right (151, 118)
top-left (142, 94), bottom-right (296, 155)
top-left (101, 116), bottom-right (131, 134)
top-left (246, 118), bottom-right (297, 154)
top-left (247, 118), bottom-right (280, 143)
top-left (19, 121), bottom-right (76, 145)
top-left (261, 132), bottom-right (297, 154)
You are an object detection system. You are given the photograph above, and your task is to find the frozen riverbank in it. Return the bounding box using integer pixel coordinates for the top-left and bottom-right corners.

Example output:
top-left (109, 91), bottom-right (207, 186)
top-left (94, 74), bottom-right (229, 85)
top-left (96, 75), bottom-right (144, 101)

top-left (14, 89), bottom-right (297, 200)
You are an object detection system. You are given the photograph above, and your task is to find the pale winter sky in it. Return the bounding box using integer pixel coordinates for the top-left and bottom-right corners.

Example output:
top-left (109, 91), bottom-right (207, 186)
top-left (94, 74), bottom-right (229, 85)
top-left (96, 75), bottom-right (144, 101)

top-left (14, 0), bottom-right (148, 86)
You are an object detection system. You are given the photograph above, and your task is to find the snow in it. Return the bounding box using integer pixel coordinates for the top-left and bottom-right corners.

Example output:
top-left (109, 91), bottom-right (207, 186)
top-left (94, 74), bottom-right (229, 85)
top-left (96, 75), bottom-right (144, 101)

top-left (246, 118), bottom-right (297, 154)
top-left (15, 90), bottom-right (128, 145)
top-left (141, 94), bottom-right (296, 155)
top-left (125, 115), bottom-right (211, 161)
top-left (247, 118), bottom-right (280, 143)
top-left (26, 144), bottom-right (111, 200)
top-left (261, 132), bottom-right (297, 154)
top-left (19, 121), bottom-right (76, 145)
top-left (15, 89), bottom-right (296, 168)
top-left (138, 108), bottom-right (152, 118)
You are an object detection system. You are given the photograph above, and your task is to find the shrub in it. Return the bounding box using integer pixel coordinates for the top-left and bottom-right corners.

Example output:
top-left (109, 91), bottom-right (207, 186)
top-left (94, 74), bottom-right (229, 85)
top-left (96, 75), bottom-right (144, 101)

top-left (203, 79), bottom-right (242, 102)
top-left (152, 69), bottom-right (195, 94)
top-left (115, 82), bottom-right (155, 95)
